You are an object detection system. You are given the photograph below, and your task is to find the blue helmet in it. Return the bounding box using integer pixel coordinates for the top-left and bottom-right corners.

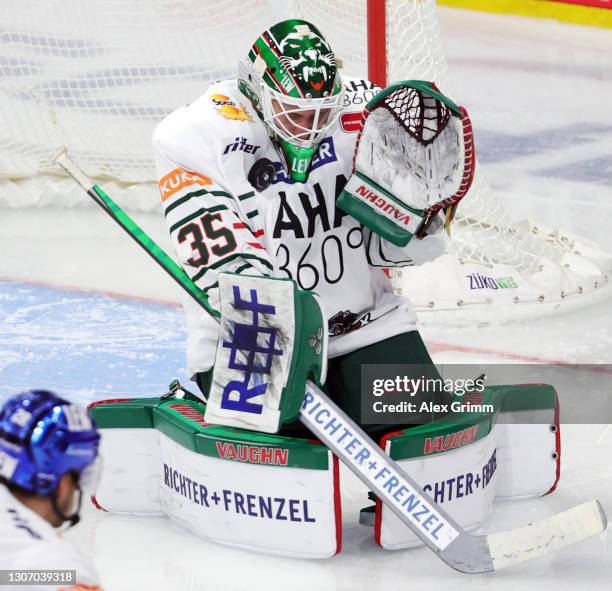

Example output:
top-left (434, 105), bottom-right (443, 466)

top-left (0, 390), bottom-right (100, 497)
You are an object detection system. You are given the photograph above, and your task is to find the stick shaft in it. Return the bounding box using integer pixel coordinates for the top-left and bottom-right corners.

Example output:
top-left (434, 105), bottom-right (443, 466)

top-left (300, 381), bottom-right (491, 572)
top-left (54, 150), bottom-right (220, 319)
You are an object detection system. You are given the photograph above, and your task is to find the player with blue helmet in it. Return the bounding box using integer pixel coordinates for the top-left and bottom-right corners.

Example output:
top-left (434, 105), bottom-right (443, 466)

top-left (0, 390), bottom-right (103, 590)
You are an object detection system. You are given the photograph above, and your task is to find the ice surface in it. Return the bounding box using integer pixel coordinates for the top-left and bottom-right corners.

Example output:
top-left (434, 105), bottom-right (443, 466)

top-left (0, 282), bottom-right (189, 399)
top-left (0, 7), bottom-right (610, 589)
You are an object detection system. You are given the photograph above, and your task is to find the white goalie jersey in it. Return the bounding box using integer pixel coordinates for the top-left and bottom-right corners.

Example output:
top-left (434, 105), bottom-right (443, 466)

top-left (153, 76), bottom-right (447, 376)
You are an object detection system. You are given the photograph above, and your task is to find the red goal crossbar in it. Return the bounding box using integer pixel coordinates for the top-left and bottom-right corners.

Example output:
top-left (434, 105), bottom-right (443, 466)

top-left (552, 0), bottom-right (611, 8)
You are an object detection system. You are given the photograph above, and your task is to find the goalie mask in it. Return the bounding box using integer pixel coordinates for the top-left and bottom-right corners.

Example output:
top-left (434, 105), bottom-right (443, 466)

top-left (238, 19), bottom-right (344, 182)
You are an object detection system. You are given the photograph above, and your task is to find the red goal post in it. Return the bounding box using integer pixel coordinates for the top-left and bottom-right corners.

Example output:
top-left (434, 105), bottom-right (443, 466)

top-left (368, 0), bottom-right (388, 87)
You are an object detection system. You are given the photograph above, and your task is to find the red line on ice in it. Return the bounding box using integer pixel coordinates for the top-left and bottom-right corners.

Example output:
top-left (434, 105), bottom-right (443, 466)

top-left (0, 276), bottom-right (181, 308)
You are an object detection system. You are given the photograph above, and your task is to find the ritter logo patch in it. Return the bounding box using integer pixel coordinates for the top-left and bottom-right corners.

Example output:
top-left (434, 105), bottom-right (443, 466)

top-left (223, 137), bottom-right (260, 155)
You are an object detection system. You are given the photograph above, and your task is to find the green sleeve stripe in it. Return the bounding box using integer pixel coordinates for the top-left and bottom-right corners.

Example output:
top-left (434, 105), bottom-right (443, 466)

top-left (168, 204), bottom-right (228, 234)
top-left (164, 189), bottom-right (233, 218)
top-left (202, 281), bottom-right (218, 294)
top-left (190, 257), bottom-right (222, 283)
top-left (164, 189), bottom-right (207, 217)
top-left (191, 254), bottom-right (273, 284)
top-left (246, 210), bottom-right (259, 219)
top-left (237, 191), bottom-right (255, 201)
top-left (234, 263), bottom-right (253, 274)
top-left (201, 262), bottom-right (258, 294)
top-left (237, 253), bottom-right (273, 270)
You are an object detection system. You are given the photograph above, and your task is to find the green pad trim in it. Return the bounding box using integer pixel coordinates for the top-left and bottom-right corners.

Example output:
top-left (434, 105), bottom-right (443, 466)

top-left (353, 171), bottom-right (424, 215)
top-left (280, 282), bottom-right (326, 424)
top-left (498, 384), bottom-right (558, 413)
top-left (385, 384), bottom-right (557, 461)
top-left (90, 398), bottom-right (161, 428)
top-left (337, 191), bottom-right (414, 247)
top-left (337, 171), bottom-right (425, 247)
top-left (91, 397), bottom-right (329, 470)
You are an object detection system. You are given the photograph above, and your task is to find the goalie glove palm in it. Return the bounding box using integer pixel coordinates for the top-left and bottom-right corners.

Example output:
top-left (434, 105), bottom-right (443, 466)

top-left (338, 80), bottom-right (475, 246)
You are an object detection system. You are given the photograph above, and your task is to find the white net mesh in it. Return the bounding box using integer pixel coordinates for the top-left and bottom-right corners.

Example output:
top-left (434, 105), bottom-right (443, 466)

top-left (0, 0), bottom-right (609, 315)
top-left (379, 0), bottom-right (561, 273)
top-left (0, 0), bottom-right (279, 208)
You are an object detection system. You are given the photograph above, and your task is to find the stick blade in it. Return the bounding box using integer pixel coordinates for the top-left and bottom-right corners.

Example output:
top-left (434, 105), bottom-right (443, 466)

top-left (50, 146), bottom-right (69, 166)
top-left (51, 147), bottom-right (93, 191)
top-left (488, 500), bottom-right (607, 570)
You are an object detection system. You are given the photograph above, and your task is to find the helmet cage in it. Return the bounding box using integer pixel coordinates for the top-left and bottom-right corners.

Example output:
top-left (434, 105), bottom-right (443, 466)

top-left (260, 83), bottom-right (344, 148)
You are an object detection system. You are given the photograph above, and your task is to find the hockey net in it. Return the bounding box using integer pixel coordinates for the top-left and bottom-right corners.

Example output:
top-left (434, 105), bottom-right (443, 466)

top-left (1, 0), bottom-right (610, 321)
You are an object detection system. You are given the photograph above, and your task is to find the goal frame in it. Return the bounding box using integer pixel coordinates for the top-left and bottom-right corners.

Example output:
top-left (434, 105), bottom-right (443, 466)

top-left (0, 0), bottom-right (610, 323)
top-left (362, 0), bottom-right (611, 322)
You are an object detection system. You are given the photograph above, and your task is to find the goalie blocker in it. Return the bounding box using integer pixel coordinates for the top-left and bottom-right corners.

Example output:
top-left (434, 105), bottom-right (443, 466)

top-left (204, 273), bottom-right (328, 434)
top-left (338, 80), bottom-right (475, 246)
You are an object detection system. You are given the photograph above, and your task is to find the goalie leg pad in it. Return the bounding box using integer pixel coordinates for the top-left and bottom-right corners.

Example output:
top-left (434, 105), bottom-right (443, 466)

top-left (375, 384), bottom-right (560, 550)
top-left (91, 396), bottom-right (342, 558)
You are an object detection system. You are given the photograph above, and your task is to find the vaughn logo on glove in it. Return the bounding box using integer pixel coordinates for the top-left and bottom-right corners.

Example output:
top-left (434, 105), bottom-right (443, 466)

top-left (338, 80), bottom-right (475, 246)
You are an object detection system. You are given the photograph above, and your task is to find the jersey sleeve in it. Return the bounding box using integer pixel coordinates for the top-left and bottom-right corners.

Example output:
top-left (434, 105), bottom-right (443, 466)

top-left (364, 221), bottom-right (448, 268)
top-left (153, 126), bottom-right (274, 315)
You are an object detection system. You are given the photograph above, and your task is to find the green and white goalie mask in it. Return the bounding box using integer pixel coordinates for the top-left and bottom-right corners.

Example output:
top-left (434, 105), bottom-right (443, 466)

top-left (338, 81), bottom-right (476, 246)
top-left (238, 19), bottom-right (344, 182)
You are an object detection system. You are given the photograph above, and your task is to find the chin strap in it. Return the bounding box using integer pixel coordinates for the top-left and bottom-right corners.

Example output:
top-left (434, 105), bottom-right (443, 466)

top-left (50, 485), bottom-right (82, 528)
top-left (273, 134), bottom-right (319, 183)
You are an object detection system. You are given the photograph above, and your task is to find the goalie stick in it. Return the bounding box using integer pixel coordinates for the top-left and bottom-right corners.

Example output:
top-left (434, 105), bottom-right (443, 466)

top-left (52, 148), bottom-right (607, 573)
